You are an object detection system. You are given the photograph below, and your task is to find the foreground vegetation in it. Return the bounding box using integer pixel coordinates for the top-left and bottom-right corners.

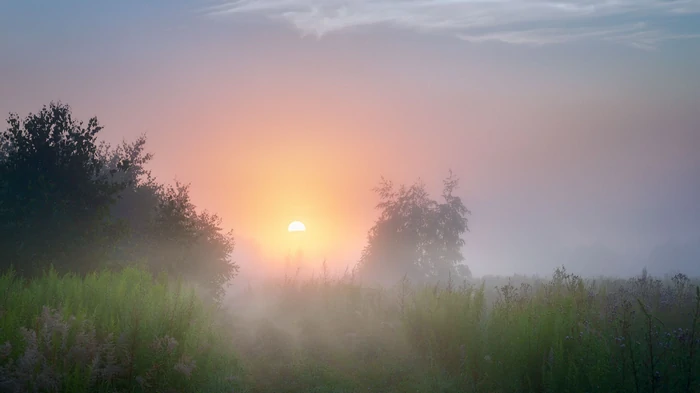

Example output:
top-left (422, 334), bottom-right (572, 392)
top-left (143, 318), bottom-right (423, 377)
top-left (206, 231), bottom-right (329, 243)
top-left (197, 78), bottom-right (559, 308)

top-left (2, 266), bottom-right (699, 393)
top-left (0, 268), bottom-right (242, 393)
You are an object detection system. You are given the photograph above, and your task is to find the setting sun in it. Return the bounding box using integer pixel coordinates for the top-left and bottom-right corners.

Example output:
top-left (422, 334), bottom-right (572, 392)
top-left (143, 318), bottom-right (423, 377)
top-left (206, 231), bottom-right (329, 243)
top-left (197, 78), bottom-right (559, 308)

top-left (288, 221), bottom-right (306, 232)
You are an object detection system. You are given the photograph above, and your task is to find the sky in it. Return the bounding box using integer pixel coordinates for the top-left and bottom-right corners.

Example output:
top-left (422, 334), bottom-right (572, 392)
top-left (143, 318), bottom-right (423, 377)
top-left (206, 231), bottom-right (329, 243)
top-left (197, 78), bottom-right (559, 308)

top-left (1, 0), bottom-right (700, 278)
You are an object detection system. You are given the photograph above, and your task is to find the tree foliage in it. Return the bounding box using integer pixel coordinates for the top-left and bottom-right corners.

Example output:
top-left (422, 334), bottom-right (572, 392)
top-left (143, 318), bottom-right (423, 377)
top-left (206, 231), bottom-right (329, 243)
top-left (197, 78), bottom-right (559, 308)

top-left (0, 103), bottom-right (238, 301)
top-left (357, 172), bottom-right (471, 285)
top-left (96, 134), bottom-right (239, 301)
top-left (0, 103), bottom-right (129, 275)
top-left (148, 182), bottom-right (238, 301)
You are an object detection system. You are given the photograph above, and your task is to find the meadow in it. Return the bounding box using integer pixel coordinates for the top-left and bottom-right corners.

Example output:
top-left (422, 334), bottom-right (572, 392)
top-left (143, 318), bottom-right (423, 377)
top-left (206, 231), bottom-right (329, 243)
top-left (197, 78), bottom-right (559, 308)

top-left (1, 266), bottom-right (699, 393)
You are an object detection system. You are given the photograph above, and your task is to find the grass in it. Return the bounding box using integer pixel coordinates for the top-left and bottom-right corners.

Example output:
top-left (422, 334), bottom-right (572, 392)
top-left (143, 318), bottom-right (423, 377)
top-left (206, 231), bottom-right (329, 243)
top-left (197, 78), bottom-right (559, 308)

top-left (0, 267), bottom-right (242, 393)
top-left (1, 266), bottom-right (699, 393)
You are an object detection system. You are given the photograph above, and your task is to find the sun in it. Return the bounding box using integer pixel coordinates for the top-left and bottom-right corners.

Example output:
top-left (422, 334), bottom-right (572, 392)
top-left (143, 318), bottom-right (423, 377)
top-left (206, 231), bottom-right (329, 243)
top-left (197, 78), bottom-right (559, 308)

top-left (288, 221), bottom-right (306, 233)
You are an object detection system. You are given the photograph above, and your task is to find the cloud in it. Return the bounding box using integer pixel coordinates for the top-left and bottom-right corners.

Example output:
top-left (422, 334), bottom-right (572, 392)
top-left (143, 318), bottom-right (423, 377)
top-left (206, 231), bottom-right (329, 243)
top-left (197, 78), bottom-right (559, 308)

top-left (202, 0), bottom-right (700, 48)
top-left (458, 23), bottom-right (700, 50)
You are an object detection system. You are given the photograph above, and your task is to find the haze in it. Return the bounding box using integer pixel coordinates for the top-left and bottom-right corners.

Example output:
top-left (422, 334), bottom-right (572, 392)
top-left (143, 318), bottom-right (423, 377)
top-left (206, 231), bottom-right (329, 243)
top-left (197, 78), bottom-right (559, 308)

top-left (2, 0), bottom-right (699, 279)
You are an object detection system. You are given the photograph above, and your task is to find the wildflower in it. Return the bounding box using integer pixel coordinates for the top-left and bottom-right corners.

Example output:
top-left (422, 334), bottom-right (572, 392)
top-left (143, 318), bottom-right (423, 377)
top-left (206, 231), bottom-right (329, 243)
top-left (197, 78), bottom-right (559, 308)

top-left (17, 327), bottom-right (40, 371)
top-left (89, 334), bottom-right (125, 384)
top-left (150, 335), bottom-right (178, 355)
top-left (174, 355), bottom-right (196, 378)
top-left (37, 306), bottom-right (69, 351)
top-left (67, 320), bottom-right (98, 366)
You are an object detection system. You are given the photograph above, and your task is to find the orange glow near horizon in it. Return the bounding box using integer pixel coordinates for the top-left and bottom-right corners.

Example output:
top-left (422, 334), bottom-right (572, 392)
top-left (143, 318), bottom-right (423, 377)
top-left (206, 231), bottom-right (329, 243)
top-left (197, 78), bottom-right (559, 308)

top-left (223, 159), bottom-right (371, 269)
top-left (92, 54), bottom-right (505, 275)
top-left (207, 124), bottom-right (387, 270)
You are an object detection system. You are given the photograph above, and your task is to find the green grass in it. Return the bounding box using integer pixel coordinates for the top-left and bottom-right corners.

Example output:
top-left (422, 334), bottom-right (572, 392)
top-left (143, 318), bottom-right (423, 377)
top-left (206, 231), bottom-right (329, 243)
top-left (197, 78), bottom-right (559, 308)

top-left (1, 266), bottom-right (699, 393)
top-left (0, 267), bottom-right (242, 393)
top-left (225, 268), bottom-right (700, 393)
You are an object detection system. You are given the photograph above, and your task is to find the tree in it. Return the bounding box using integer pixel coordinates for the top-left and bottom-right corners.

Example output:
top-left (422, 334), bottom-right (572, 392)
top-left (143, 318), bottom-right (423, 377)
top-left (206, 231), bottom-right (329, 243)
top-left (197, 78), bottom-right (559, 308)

top-left (0, 102), bottom-right (238, 300)
top-left (147, 182), bottom-right (238, 301)
top-left (0, 103), bottom-right (129, 275)
top-left (98, 137), bottom-right (239, 302)
top-left (97, 135), bottom-right (162, 265)
top-left (357, 171), bottom-right (471, 285)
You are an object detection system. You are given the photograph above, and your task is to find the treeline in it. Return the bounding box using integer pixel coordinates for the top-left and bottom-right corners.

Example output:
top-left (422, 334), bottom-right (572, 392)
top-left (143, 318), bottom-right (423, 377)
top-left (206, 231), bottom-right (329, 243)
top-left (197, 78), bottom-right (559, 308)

top-left (0, 101), bottom-right (475, 298)
top-left (0, 102), bottom-right (237, 301)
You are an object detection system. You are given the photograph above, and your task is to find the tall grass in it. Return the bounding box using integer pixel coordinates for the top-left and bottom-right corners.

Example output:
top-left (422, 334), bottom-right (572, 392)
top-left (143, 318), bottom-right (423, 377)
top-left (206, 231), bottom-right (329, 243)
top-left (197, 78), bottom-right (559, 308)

top-left (1, 265), bottom-right (699, 393)
top-left (0, 267), bottom-right (242, 393)
top-left (226, 267), bottom-right (700, 393)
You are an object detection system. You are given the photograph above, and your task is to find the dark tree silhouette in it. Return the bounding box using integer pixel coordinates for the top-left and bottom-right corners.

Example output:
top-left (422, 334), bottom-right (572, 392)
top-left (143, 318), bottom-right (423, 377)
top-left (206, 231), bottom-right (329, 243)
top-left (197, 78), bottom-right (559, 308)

top-left (148, 182), bottom-right (238, 301)
top-left (97, 135), bottom-right (161, 264)
top-left (1, 103), bottom-right (238, 301)
top-left (357, 171), bottom-right (471, 285)
top-left (0, 102), bottom-right (129, 275)
top-left (99, 137), bottom-right (238, 301)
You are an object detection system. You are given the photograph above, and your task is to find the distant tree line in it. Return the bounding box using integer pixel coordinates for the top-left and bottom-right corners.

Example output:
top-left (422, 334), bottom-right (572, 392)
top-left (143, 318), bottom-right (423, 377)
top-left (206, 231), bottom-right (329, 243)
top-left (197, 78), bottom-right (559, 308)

top-left (0, 102), bottom-right (237, 301)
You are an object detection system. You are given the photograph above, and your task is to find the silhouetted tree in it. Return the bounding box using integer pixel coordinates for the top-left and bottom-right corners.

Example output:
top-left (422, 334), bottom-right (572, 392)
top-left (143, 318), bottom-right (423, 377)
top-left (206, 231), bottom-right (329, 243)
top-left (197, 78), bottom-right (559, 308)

top-left (98, 138), bottom-right (238, 301)
top-left (0, 103), bottom-right (238, 300)
top-left (357, 171), bottom-right (471, 285)
top-left (97, 135), bottom-right (161, 265)
top-left (147, 182), bottom-right (238, 301)
top-left (0, 102), bottom-right (129, 275)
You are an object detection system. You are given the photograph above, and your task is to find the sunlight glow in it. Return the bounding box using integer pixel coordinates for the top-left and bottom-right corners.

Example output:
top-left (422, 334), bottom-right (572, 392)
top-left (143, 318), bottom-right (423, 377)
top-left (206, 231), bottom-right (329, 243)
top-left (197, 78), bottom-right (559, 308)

top-left (288, 221), bottom-right (306, 232)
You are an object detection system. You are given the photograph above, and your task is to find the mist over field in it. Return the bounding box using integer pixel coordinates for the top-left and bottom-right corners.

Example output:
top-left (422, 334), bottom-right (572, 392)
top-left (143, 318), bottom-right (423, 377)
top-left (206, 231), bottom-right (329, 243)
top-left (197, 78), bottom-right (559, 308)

top-left (2, 1), bottom-right (700, 392)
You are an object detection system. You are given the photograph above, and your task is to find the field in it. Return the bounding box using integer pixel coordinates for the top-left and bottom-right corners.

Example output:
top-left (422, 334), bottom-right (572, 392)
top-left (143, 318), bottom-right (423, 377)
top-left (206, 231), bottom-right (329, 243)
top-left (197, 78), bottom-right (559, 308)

top-left (1, 267), bottom-right (699, 393)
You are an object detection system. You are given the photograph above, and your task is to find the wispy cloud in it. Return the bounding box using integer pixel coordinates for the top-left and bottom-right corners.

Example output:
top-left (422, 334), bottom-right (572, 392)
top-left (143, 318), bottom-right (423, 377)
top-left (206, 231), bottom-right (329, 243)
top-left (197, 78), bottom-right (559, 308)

top-left (458, 22), bottom-right (700, 50)
top-left (202, 0), bottom-right (700, 48)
